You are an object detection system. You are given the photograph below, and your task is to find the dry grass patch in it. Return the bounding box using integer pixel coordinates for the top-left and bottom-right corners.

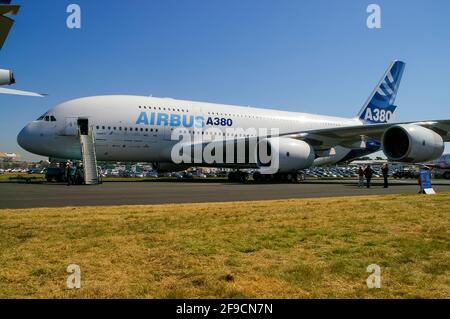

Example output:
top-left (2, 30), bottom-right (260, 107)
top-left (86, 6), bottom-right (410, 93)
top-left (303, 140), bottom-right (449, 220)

top-left (0, 193), bottom-right (449, 298)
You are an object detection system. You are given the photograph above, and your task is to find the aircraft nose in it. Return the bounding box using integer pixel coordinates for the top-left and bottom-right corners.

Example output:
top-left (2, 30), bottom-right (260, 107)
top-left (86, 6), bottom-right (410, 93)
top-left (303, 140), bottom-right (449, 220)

top-left (17, 124), bottom-right (36, 153)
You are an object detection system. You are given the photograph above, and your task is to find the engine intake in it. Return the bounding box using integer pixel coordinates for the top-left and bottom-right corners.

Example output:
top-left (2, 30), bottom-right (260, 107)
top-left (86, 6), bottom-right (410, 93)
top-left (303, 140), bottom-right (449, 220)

top-left (382, 124), bottom-right (444, 163)
top-left (0, 69), bottom-right (15, 86)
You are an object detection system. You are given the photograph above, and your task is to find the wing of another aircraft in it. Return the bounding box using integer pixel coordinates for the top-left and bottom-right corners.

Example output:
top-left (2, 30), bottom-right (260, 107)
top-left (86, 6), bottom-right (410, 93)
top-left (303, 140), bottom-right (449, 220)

top-left (0, 87), bottom-right (45, 97)
top-left (285, 120), bottom-right (450, 151)
top-left (0, 2), bottom-right (45, 97)
top-left (0, 3), bottom-right (19, 50)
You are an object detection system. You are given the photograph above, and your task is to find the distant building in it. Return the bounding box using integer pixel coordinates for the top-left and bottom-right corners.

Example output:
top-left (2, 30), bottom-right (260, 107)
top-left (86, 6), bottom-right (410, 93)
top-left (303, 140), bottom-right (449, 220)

top-left (0, 152), bottom-right (26, 169)
top-left (0, 152), bottom-right (21, 162)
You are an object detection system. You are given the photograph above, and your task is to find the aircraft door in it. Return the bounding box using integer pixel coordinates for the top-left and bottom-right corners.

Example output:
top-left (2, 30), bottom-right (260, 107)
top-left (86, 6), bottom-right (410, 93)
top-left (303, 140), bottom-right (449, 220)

top-left (77, 118), bottom-right (89, 135)
top-left (62, 117), bottom-right (78, 136)
top-left (164, 124), bottom-right (173, 141)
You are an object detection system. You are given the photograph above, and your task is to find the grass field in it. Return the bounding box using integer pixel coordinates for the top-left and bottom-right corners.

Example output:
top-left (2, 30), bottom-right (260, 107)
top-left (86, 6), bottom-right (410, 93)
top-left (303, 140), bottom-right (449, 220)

top-left (0, 173), bottom-right (45, 183)
top-left (0, 193), bottom-right (449, 299)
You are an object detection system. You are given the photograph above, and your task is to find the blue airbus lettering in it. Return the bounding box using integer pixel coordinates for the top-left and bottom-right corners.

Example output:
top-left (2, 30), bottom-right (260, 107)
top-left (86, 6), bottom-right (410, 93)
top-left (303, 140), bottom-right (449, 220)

top-left (136, 111), bottom-right (233, 128)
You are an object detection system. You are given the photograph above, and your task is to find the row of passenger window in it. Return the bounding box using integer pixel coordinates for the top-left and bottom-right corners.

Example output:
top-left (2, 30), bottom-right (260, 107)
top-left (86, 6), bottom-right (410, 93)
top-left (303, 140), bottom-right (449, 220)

top-left (139, 105), bottom-right (188, 113)
top-left (95, 125), bottom-right (256, 138)
top-left (95, 126), bottom-right (159, 133)
top-left (138, 105), bottom-right (304, 123)
top-left (171, 129), bottom-right (256, 137)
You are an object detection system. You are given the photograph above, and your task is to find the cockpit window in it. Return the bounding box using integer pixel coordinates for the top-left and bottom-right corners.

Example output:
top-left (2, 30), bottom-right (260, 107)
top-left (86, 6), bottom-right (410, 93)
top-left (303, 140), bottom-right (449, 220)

top-left (36, 113), bottom-right (56, 121)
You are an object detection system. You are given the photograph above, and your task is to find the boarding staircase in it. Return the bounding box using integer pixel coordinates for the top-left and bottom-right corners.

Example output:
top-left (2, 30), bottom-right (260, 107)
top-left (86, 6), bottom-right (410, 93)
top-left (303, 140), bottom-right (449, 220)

top-left (79, 128), bottom-right (100, 185)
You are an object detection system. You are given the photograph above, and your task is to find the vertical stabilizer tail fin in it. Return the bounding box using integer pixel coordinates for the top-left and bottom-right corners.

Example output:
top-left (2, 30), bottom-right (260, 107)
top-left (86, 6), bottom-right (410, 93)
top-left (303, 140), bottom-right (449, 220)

top-left (357, 60), bottom-right (405, 124)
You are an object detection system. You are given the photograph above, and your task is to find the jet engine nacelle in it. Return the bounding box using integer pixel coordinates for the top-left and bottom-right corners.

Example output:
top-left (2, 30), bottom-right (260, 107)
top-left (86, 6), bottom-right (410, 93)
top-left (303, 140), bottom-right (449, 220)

top-left (0, 69), bottom-right (15, 86)
top-left (382, 124), bottom-right (444, 163)
top-left (152, 162), bottom-right (191, 173)
top-left (257, 137), bottom-right (315, 173)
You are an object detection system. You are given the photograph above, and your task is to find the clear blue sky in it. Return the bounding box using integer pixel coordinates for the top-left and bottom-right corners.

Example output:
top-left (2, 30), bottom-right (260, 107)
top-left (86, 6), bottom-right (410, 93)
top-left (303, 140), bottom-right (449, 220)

top-left (1, 0), bottom-right (449, 160)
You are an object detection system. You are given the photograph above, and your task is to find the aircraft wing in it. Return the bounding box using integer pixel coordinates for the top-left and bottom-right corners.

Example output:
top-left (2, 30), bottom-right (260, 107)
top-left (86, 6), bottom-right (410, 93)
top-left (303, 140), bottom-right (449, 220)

top-left (285, 120), bottom-right (450, 151)
top-left (0, 4), bottom-right (20, 50)
top-left (0, 87), bottom-right (45, 97)
top-left (0, 4), bottom-right (20, 15)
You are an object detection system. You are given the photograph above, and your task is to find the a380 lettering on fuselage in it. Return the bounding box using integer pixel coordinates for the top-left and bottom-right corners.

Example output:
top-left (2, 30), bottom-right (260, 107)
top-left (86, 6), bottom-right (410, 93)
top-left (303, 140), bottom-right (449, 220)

top-left (135, 111), bottom-right (233, 128)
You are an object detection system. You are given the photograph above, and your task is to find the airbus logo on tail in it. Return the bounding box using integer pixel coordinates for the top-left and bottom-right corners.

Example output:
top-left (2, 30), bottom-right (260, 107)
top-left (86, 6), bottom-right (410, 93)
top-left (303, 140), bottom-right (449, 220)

top-left (376, 70), bottom-right (399, 105)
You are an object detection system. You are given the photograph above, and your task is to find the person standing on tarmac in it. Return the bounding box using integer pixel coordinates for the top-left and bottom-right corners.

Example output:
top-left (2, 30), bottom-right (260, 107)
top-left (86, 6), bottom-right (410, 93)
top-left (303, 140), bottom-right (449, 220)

top-left (65, 162), bottom-right (72, 186)
top-left (382, 163), bottom-right (389, 188)
top-left (69, 163), bottom-right (77, 186)
top-left (357, 166), bottom-right (365, 188)
top-left (77, 163), bottom-right (84, 185)
top-left (364, 165), bottom-right (374, 189)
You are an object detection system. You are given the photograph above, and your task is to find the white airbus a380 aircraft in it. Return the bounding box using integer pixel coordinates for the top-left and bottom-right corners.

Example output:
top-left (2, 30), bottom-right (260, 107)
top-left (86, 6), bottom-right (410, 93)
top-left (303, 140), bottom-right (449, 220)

top-left (17, 61), bottom-right (450, 182)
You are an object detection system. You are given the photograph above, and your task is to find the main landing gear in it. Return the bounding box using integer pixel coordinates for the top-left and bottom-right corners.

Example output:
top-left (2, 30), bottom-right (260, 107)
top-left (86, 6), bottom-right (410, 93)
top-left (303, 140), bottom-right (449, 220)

top-left (228, 171), bottom-right (305, 183)
top-left (228, 171), bottom-right (249, 183)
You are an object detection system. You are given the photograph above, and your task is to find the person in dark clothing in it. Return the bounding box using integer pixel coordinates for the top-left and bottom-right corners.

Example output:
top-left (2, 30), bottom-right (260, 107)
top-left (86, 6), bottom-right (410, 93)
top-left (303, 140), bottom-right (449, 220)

top-left (364, 165), bottom-right (374, 188)
top-left (381, 163), bottom-right (389, 188)
top-left (69, 164), bottom-right (77, 185)
top-left (65, 162), bottom-right (72, 186)
top-left (357, 166), bottom-right (365, 188)
top-left (77, 163), bottom-right (84, 185)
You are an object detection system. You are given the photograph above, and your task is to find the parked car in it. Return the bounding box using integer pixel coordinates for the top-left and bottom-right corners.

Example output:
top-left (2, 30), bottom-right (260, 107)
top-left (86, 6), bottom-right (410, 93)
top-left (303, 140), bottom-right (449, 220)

top-left (192, 172), bottom-right (207, 178)
top-left (27, 168), bottom-right (43, 174)
top-left (173, 172), bottom-right (184, 179)
top-left (145, 171), bottom-right (159, 178)
top-left (434, 170), bottom-right (450, 180)
top-left (393, 169), bottom-right (419, 179)
top-left (119, 171), bottom-right (132, 178)
top-left (216, 171), bottom-right (228, 178)
top-left (173, 172), bottom-right (193, 179)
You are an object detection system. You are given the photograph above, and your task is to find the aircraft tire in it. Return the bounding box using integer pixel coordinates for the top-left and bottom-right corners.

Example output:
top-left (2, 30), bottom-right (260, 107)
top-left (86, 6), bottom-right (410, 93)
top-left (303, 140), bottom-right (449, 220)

top-left (294, 172), bottom-right (305, 183)
top-left (253, 172), bottom-right (262, 182)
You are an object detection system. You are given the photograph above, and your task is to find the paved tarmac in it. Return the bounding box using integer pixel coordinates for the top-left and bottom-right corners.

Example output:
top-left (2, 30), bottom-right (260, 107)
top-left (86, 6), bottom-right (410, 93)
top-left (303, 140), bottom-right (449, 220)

top-left (1, 179), bottom-right (449, 209)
